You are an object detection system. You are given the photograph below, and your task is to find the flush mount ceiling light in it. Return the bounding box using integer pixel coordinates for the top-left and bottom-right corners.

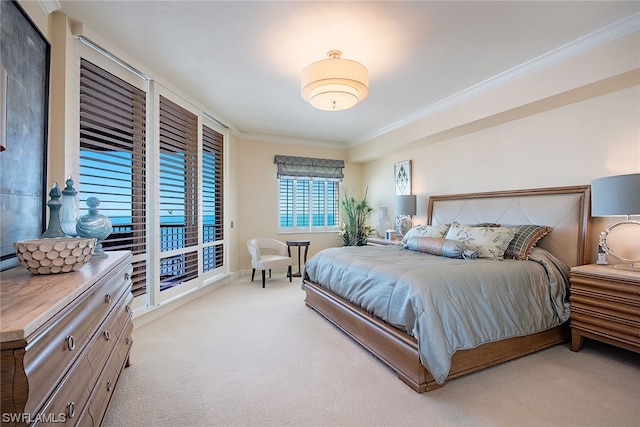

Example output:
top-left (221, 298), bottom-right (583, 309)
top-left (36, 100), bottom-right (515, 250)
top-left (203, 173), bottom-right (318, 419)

top-left (301, 50), bottom-right (369, 111)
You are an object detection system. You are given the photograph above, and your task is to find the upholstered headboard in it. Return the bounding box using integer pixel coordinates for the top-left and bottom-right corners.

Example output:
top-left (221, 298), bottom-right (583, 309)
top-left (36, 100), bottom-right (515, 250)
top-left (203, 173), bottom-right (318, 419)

top-left (427, 186), bottom-right (591, 268)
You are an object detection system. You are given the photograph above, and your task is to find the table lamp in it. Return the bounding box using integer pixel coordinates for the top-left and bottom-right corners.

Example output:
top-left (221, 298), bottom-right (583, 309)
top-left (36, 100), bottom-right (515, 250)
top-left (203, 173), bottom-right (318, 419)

top-left (591, 173), bottom-right (640, 270)
top-left (395, 194), bottom-right (417, 236)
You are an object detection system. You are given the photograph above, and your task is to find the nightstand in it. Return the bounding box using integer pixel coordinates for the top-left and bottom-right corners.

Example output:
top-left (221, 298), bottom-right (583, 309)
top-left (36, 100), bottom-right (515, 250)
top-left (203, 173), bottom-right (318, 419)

top-left (367, 236), bottom-right (402, 246)
top-left (569, 264), bottom-right (640, 353)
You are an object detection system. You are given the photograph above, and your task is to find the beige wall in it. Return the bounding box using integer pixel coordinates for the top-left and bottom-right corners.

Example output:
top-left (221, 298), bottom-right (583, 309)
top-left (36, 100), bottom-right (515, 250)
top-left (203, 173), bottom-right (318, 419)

top-left (19, 2), bottom-right (640, 271)
top-left (233, 138), bottom-right (360, 272)
top-left (358, 32), bottom-right (640, 264)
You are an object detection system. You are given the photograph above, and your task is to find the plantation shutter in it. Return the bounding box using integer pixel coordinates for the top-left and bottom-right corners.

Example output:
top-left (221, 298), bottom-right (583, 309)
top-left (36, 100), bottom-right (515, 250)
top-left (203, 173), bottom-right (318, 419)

top-left (158, 95), bottom-right (199, 286)
top-left (279, 179), bottom-right (294, 228)
top-left (295, 180), bottom-right (310, 227)
top-left (202, 124), bottom-right (224, 272)
top-left (79, 58), bottom-right (147, 297)
top-left (275, 155), bottom-right (342, 231)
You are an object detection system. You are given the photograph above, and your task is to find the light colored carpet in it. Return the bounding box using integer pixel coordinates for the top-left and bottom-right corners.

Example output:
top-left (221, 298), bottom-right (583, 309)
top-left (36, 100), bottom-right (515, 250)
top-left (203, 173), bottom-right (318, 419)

top-left (103, 274), bottom-right (640, 427)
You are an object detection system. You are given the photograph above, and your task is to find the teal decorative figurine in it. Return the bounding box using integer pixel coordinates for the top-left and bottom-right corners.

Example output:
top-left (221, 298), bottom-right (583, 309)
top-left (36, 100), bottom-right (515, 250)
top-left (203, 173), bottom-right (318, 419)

top-left (42, 183), bottom-right (66, 238)
top-left (61, 175), bottom-right (79, 237)
top-left (76, 197), bottom-right (112, 257)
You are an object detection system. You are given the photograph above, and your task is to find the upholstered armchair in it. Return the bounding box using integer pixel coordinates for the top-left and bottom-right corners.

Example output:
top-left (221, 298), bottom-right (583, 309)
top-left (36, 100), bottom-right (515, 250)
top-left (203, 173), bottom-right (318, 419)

top-left (246, 238), bottom-right (292, 288)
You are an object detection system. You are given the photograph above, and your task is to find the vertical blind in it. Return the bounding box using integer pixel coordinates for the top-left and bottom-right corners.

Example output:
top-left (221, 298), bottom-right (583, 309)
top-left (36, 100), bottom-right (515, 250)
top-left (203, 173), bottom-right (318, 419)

top-left (158, 95), bottom-right (199, 287)
top-left (79, 58), bottom-right (148, 297)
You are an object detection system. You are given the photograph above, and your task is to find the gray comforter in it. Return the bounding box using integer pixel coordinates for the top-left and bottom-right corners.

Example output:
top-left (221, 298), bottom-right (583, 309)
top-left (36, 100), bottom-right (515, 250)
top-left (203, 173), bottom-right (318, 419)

top-left (303, 245), bottom-right (570, 384)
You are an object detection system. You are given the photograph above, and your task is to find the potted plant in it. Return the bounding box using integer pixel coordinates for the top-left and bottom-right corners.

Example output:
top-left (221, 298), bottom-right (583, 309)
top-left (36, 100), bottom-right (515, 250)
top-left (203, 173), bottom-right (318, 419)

top-left (338, 188), bottom-right (374, 246)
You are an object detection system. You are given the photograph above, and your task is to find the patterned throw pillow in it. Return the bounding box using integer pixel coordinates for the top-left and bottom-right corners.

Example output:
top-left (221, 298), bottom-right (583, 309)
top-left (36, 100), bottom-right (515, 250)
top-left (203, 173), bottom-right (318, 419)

top-left (503, 225), bottom-right (552, 260)
top-left (401, 224), bottom-right (451, 246)
top-left (405, 236), bottom-right (478, 259)
top-left (444, 222), bottom-right (515, 260)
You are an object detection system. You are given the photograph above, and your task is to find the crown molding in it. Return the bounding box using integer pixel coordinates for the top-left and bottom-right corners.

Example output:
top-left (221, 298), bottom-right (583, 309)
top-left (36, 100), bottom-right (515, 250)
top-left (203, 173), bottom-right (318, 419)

top-left (237, 131), bottom-right (347, 150)
top-left (36, 0), bottom-right (60, 15)
top-left (349, 12), bottom-right (640, 148)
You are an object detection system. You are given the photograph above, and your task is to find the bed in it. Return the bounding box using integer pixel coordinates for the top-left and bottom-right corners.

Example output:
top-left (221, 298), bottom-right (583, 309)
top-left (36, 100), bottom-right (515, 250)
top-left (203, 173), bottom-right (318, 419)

top-left (302, 185), bottom-right (591, 392)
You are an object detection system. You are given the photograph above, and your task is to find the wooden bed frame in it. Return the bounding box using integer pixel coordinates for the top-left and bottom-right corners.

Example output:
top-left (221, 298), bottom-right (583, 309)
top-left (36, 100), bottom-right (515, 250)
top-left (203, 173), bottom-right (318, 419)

top-left (303, 185), bottom-right (591, 393)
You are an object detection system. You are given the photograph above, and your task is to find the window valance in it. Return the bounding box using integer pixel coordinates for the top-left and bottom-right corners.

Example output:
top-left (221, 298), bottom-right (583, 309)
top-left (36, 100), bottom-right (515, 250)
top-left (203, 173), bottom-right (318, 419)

top-left (274, 155), bottom-right (345, 182)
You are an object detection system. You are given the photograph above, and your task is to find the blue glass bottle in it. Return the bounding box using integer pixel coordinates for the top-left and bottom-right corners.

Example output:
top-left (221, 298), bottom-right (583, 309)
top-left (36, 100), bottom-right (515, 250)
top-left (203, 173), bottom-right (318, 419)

top-left (76, 197), bottom-right (112, 257)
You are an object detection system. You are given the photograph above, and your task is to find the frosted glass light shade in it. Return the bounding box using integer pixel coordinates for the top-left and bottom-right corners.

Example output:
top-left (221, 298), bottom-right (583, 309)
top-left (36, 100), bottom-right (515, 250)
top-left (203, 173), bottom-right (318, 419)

top-left (301, 50), bottom-right (368, 111)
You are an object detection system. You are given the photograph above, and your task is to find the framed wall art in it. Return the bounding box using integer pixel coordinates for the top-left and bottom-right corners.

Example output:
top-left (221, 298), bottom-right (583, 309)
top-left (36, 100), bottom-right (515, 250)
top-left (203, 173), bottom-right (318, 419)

top-left (0, 64), bottom-right (6, 152)
top-left (394, 160), bottom-right (411, 195)
top-left (0, 1), bottom-right (50, 270)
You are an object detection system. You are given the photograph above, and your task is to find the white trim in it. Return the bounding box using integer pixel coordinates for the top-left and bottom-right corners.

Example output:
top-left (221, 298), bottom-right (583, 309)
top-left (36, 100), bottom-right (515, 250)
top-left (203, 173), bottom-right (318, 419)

top-left (36, 0), bottom-right (60, 15)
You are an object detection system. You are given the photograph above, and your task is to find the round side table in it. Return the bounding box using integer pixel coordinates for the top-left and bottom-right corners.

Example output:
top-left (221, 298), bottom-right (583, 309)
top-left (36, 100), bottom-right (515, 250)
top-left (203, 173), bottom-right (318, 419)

top-left (286, 240), bottom-right (310, 277)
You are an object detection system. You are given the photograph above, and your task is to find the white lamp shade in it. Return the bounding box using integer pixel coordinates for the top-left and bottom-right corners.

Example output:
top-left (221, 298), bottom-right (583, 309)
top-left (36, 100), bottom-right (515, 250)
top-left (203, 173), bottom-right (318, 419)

top-left (395, 195), bottom-right (417, 216)
top-left (301, 51), bottom-right (368, 111)
top-left (591, 173), bottom-right (640, 216)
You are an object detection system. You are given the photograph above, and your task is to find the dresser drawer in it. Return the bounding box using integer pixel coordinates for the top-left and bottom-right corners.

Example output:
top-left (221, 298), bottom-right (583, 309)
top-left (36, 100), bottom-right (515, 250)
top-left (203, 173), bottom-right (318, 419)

top-left (570, 311), bottom-right (640, 346)
top-left (22, 260), bottom-right (131, 415)
top-left (34, 354), bottom-right (92, 426)
top-left (116, 320), bottom-right (134, 367)
top-left (570, 294), bottom-right (640, 324)
top-left (87, 291), bottom-right (133, 387)
top-left (1, 252), bottom-right (133, 427)
top-left (569, 264), bottom-right (640, 353)
top-left (570, 276), bottom-right (640, 305)
top-left (88, 320), bottom-right (133, 425)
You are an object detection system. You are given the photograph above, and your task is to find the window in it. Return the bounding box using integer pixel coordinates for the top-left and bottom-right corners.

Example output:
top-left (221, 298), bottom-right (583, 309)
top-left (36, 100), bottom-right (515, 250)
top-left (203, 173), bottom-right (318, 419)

top-left (202, 124), bottom-right (224, 272)
top-left (79, 58), bottom-right (147, 297)
top-left (278, 178), bottom-right (339, 232)
top-left (275, 155), bottom-right (344, 233)
top-left (158, 95), bottom-right (199, 289)
top-left (78, 55), bottom-right (226, 304)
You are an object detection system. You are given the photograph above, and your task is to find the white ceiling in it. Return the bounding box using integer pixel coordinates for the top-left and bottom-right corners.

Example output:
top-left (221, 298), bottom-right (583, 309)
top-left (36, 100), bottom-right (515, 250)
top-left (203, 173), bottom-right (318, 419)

top-left (57, 1), bottom-right (640, 147)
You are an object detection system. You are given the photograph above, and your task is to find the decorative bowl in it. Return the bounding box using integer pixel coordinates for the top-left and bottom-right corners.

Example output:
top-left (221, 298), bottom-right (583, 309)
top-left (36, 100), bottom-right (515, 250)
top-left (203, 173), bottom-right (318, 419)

top-left (14, 237), bottom-right (97, 275)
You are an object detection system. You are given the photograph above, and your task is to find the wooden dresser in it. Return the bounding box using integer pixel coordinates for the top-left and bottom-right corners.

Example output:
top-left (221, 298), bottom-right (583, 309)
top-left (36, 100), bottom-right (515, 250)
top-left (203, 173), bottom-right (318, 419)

top-left (569, 264), bottom-right (640, 353)
top-left (1, 251), bottom-right (133, 426)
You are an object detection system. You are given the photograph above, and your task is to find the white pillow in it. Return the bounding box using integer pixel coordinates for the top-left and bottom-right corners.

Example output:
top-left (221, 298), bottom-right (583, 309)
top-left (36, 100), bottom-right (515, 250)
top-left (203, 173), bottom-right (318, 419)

top-left (444, 222), bottom-right (515, 260)
top-left (401, 224), bottom-right (451, 246)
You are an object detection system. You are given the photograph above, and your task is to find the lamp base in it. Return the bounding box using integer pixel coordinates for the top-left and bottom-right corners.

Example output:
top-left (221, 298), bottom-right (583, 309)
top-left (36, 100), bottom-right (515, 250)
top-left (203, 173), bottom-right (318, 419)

top-left (396, 215), bottom-right (413, 236)
top-left (599, 219), bottom-right (640, 267)
top-left (608, 263), bottom-right (640, 272)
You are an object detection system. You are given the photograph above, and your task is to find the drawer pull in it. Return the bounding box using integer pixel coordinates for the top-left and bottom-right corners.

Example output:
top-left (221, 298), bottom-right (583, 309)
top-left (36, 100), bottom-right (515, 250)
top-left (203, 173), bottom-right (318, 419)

top-left (103, 330), bottom-right (111, 341)
top-left (67, 401), bottom-right (76, 419)
top-left (125, 273), bottom-right (130, 281)
top-left (126, 337), bottom-right (133, 345)
top-left (107, 380), bottom-right (113, 391)
top-left (66, 335), bottom-right (75, 351)
top-left (126, 305), bottom-right (131, 313)
top-left (105, 294), bottom-right (112, 304)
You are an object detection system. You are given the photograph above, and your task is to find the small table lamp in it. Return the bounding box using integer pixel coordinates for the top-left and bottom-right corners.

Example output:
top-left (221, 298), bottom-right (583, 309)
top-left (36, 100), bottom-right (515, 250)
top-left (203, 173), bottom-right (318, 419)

top-left (395, 194), bottom-right (417, 236)
top-left (591, 173), bottom-right (640, 270)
